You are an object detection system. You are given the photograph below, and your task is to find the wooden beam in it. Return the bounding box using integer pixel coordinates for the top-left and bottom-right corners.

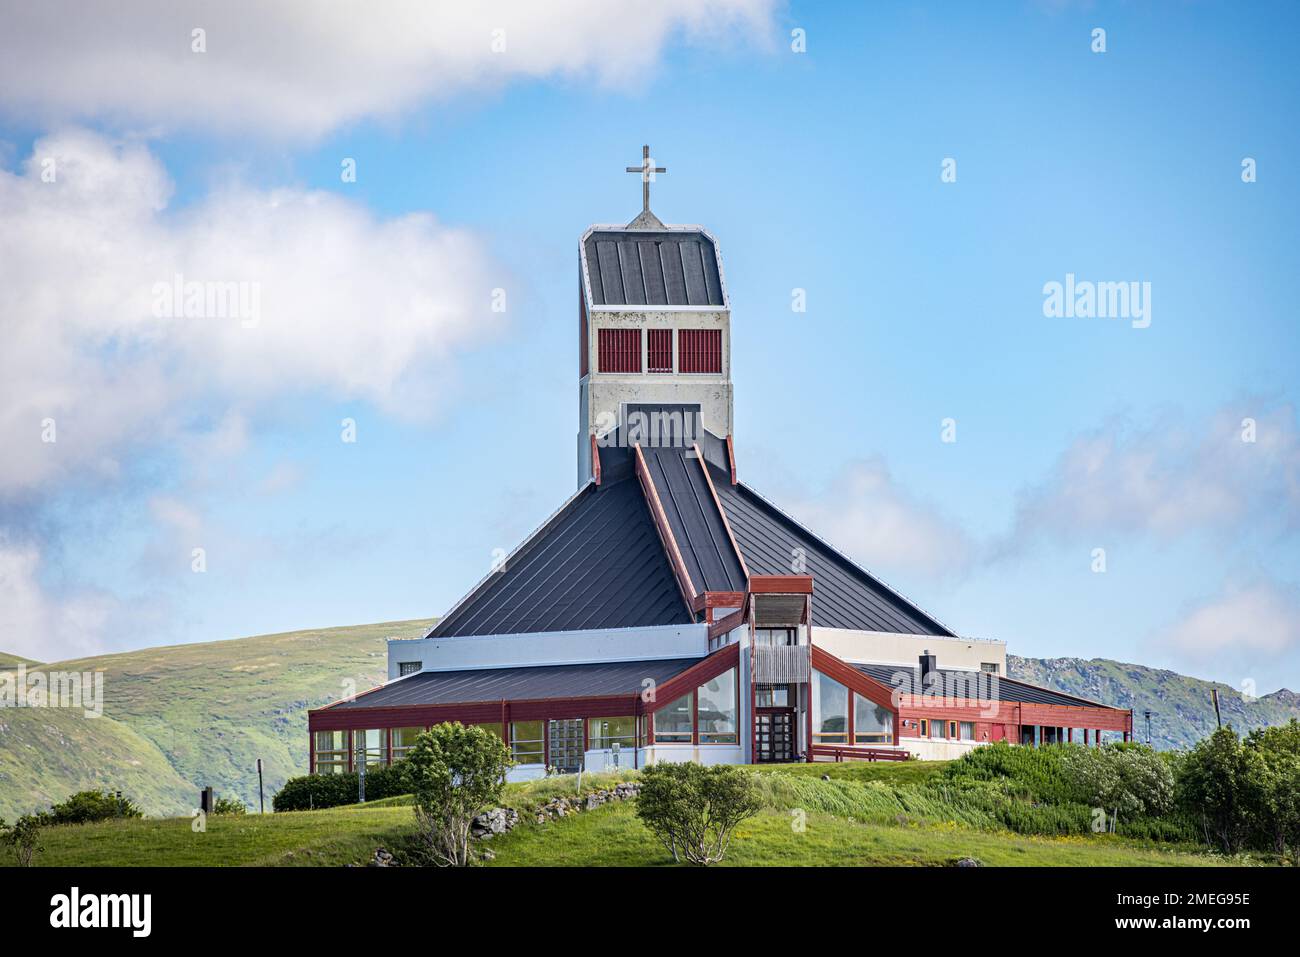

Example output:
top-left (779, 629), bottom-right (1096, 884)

top-left (725, 434), bottom-right (737, 485)
top-left (749, 575), bottom-right (814, 594)
top-left (590, 433), bottom-right (601, 486)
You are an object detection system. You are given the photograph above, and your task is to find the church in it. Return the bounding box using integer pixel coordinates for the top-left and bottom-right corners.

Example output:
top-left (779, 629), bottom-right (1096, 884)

top-left (308, 148), bottom-right (1132, 779)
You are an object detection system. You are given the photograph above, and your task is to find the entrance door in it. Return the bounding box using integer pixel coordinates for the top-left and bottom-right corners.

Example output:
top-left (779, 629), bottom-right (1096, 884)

top-left (548, 719), bottom-right (584, 773)
top-left (755, 709), bottom-right (796, 763)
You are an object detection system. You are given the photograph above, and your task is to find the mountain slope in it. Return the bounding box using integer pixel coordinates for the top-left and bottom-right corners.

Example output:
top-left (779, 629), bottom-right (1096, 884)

top-left (1008, 655), bottom-right (1299, 750)
top-left (0, 620), bottom-right (433, 817)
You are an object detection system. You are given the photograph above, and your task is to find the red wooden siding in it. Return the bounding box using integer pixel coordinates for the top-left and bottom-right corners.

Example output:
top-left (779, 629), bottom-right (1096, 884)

top-left (598, 328), bottom-right (641, 373)
top-left (647, 328), bottom-right (673, 373)
top-left (678, 329), bottom-right (721, 374)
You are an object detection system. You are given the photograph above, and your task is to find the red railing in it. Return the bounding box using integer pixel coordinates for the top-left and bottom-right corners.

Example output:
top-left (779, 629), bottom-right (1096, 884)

top-left (809, 745), bottom-right (911, 763)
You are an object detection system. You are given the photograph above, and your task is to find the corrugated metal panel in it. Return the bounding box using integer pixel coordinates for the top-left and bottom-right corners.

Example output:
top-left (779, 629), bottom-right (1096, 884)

top-left (430, 478), bottom-right (693, 638)
top-left (584, 231), bottom-right (725, 307)
top-left (852, 663), bottom-right (1111, 708)
top-left (334, 657), bottom-right (701, 710)
top-left (641, 447), bottom-right (747, 594)
top-left (712, 471), bottom-right (955, 636)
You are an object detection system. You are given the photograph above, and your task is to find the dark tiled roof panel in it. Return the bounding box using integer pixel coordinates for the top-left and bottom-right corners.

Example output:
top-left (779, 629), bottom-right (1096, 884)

top-left (852, 663), bottom-right (1114, 709)
top-left (641, 446), bottom-right (746, 594)
top-left (712, 473), bottom-right (954, 636)
top-left (430, 478), bottom-right (692, 638)
top-left (333, 657), bottom-right (701, 709)
top-left (584, 231), bottom-right (724, 306)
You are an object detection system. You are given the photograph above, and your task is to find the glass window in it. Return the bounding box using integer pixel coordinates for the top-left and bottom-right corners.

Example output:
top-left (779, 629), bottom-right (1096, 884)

top-left (589, 716), bottom-right (636, 750)
top-left (980, 662), bottom-right (999, 674)
top-left (755, 628), bottom-right (795, 646)
top-left (698, 668), bottom-right (737, 744)
top-left (655, 692), bottom-right (694, 742)
top-left (931, 721), bottom-right (947, 739)
top-left (812, 672), bottom-right (848, 744)
top-left (959, 721), bottom-right (976, 741)
top-left (476, 723), bottom-right (504, 743)
top-left (355, 728), bottom-right (387, 768)
top-left (314, 730), bottom-right (349, 774)
top-left (398, 661), bottom-right (422, 676)
top-left (390, 727), bottom-right (423, 762)
top-left (853, 696), bottom-right (893, 744)
top-left (756, 684), bottom-right (790, 707)
top-left (510, 720), bottom-right (544, 765)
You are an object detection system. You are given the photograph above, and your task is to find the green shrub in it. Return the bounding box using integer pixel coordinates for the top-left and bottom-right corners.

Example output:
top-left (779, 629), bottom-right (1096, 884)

top-left (272, 761), bottom-right (409, 812)
top-left (41, 790), bottom-right (142, 825)
top-left (404, 723), bottom-right (512, 867)
top-left (0, 815), bottom-right (43, 866)
top-left (212, 796), bottom-right (247, 815)
top-left (1176, 727), bottom-right (1263, 854)
top-left (636, 762), bottom-right (760, 865)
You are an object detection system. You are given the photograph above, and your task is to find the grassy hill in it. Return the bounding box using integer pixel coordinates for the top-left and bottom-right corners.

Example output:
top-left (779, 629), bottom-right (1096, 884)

top-left (1008, 655), bottom-right (1300, 750)
top-left (1, 765), bottom-right (1239, 868)
top-left (0, 619), bottom-right (433, 818)
top-left (0, 652), bottom-right (41, 667)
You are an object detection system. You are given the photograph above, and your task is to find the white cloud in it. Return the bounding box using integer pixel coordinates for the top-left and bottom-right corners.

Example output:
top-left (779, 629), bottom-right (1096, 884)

top-left (1157, 579), bottom-right (1300, 659)
top-left (0, 0), bottom-right (776, 138)
top-left (1002, 403), bottom-right (1300, 551)
top-left (0, 537), bottom-right (119, 661)
top-left (784, 457), bottom-right (975, 580)
top-left (0, 129), bottom-right (504, 497)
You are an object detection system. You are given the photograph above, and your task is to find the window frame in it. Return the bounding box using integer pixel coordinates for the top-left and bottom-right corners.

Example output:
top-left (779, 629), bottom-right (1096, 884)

top-left (677, 328), bottom-right (722, 374)
top-left (597, 327), bottom-right (642, 374)
top-left (647, 328), bottom-right (673, 374)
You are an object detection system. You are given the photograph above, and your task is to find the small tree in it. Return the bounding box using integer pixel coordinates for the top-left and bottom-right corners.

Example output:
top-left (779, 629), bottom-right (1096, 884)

top-left (402, 722), bottom-right (512, 867)
top-left (636, 762), bottom-right (760, 865)
top-left (0, 815), bottom-right (43, 866)
top-left (212, 796), bottom-right (248, 816)
top-left (1245, 721), bottom-right (1300, 862)
top-left (1176, 727), bottom-right (1263, 854)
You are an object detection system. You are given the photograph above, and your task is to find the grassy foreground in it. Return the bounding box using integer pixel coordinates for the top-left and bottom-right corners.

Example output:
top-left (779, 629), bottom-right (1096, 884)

top-left (2, 764), bottom-right (1247, 867)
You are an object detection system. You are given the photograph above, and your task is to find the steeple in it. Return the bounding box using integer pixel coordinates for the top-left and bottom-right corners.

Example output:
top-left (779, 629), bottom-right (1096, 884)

top-left (575, 147), bottom-right (733, 487)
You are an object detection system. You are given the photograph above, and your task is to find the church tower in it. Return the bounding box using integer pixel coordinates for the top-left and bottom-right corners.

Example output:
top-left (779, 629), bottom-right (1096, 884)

top-left (576, 145), bottom-right (734, 485)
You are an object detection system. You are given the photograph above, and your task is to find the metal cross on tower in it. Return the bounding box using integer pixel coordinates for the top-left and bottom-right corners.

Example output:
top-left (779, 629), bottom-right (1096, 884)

top-left (626, 144), bottom-right (666, 215)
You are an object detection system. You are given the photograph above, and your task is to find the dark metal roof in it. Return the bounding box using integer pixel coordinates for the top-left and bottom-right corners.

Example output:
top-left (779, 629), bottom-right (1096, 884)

top-left (332, 656), bottom-right (701, 709)
top-left (851, 663), bottom-right (1114, 709)
top-left (642, 446), bottom-right (747, 594)
top-left (711, 472), bottom-right (955, 636)
top-left (584, 230), bottom-right (724, 307)
top-left (429, 478), bottom-right (692, 638)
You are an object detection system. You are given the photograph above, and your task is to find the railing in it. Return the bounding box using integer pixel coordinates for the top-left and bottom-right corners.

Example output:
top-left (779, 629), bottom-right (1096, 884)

top-left (753, 643), bottom-right (810, 684)
top-left (809, 745), bottom-right (911, 763)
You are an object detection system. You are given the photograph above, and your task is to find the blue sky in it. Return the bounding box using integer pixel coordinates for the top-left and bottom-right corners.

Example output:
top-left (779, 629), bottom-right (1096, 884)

top-left (1, 1), bottom-right (1297, 693)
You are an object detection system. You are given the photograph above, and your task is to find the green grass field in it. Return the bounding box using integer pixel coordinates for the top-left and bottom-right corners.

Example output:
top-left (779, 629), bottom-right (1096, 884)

top-left (2, 765), bottom-right (1252, 868)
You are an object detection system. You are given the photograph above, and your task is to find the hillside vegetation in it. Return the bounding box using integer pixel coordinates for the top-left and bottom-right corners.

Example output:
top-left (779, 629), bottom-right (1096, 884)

top-left (1009, 655), bottom-right (1300, 750)
top-left (2, 762), bottom-right (1242, 868)
top-left (0, 619), bottom-right (433, 818)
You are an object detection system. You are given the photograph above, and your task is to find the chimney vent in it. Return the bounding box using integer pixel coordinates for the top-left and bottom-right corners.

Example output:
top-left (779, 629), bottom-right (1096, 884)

top-left (919, 650), bottom-right (937, 685)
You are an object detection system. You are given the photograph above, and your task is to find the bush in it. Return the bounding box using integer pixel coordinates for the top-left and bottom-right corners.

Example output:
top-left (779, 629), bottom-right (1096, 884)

top-left (41, 790), bottom-right (142, 825)
top-left (1246, 721), bottom-right (1300, 862)
top-left (636, 762), bottom-right (760, 865)
top-left (0, 815), bottom-right (43, 866)
top-left (212, 796), bottom-right (247, 815)
top-left (273, 761), bottom-right (409, 812)
top-left (1176, 727), bottom-right (1265, 854)
top-left (403, 723), bottom-right (512, 867)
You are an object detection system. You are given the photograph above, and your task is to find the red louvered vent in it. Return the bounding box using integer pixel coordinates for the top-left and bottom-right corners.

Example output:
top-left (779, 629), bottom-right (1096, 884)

top-left (598, 328), bottom-right (641, 373)
top-left (647, 329), bottom-right (673, 373)
top-left (678, 329), bottom-right (721, 374)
